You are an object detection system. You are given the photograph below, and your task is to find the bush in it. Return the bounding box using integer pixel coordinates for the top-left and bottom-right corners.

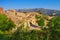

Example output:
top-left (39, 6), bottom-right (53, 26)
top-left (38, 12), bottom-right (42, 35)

top-left (38, 17), bottom-right (45, 27)
top-left (0, 14), bottom-right (15, 31)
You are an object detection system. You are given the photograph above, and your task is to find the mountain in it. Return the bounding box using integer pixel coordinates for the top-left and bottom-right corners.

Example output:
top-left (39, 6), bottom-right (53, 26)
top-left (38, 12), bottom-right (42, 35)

top-left (17, 8), bottom-right (60, 16)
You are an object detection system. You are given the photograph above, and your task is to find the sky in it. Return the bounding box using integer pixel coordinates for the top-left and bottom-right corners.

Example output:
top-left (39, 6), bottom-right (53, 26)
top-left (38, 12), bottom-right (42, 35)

top-left (0, 0), bottom-right (60, 10)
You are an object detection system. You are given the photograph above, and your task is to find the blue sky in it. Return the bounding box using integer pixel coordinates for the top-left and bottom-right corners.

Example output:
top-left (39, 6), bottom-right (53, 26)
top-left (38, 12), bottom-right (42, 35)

top-left (0, 0), bottom-right (60, 10)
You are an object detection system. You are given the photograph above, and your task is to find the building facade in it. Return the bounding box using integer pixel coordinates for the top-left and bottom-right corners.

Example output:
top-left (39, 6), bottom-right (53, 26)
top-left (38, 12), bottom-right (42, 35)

top-left (0, 7), bottom-right (3, 13)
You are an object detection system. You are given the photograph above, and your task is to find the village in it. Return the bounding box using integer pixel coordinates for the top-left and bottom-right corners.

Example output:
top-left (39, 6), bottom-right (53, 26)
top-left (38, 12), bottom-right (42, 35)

top-left (0, 7), bottom-right (55, 31)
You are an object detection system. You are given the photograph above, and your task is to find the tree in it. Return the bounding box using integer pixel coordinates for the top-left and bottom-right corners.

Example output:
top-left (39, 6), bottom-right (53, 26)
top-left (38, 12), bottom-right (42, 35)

top-left (35, 15), bottom-right (41, 19)
top-left (0, 14), bottom-right (15, 31)
top-left (36, 10), bottom-right (42, 14)
top-left (37, 17), bottom-right (45, 27)
top-left (47, 16), bottom-right (60, 40)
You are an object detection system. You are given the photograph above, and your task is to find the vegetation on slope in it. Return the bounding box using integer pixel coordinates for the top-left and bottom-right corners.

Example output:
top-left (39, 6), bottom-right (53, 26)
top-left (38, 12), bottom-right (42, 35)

top-left (0, 12), bottom-right (60, 40)
top-left (0, 14), bottom-right (15, 33)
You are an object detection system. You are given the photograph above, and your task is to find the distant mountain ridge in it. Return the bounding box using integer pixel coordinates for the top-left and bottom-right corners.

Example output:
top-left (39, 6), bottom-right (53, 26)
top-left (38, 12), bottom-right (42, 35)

top-left (17, 8), bottom-right (60, 16)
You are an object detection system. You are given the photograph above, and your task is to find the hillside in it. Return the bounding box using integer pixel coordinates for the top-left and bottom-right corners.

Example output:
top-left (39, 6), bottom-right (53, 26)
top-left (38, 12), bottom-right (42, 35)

top-left (0, 9), bottom-right (60, 40)
top-left (17, 8), bottom-right (60, 16)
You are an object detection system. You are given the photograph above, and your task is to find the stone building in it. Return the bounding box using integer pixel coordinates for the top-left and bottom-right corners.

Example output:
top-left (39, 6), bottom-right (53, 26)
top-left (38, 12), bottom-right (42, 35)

top-left (0, 7), bottom-right (3, 13)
